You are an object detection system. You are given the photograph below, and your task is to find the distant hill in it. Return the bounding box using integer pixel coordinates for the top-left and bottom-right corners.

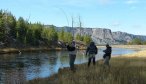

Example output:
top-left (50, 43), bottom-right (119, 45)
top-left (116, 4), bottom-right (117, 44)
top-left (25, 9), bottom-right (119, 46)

top-left (45, 25), bottom-right (146, 45)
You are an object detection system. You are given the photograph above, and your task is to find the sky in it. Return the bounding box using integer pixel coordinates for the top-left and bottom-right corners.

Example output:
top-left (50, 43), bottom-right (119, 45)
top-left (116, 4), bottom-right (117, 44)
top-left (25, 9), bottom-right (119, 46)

top-left (0, 0), bottom-right (146, 35)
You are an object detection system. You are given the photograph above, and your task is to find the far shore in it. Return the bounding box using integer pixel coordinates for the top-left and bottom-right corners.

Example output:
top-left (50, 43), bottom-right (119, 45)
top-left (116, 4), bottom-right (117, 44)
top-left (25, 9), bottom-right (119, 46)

top-left (97, 45), bottom-right (146, 50)
top-left (0, 45), bottom-right (146, 54)
top-left (0, 47), bottom-right (63, 54)
top-left (122, 50), bottom-right (146, 57)
top-left (0, 47), bottom-right (87, 54)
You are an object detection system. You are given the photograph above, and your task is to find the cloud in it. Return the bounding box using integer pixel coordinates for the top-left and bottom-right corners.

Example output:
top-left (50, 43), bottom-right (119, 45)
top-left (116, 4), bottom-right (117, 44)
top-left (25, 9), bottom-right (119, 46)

top-left (132, 25), bottom-right (142, 28)
top-left (110, 21), bottom-right (121, 27)
top-left (125, 0), bottom-right (139, 4)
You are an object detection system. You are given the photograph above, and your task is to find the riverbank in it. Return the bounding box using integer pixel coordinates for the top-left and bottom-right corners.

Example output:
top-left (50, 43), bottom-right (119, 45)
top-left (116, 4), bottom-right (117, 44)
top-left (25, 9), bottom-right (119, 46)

top-left (0, 47), bottom-right (64, 54)
top-left (122, 50), bottom-right (146, 57)
top-left (0, 47), bottom-right (87, 54)
top-left (0, 45), bottom-right (145, 54)
top-left (27, 49), bottom-right (146, 84)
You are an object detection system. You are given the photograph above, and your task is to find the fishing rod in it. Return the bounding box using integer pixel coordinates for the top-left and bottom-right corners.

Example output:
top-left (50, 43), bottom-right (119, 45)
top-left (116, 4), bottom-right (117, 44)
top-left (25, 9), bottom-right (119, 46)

top-left (55, 7), bottom-right (69, 27)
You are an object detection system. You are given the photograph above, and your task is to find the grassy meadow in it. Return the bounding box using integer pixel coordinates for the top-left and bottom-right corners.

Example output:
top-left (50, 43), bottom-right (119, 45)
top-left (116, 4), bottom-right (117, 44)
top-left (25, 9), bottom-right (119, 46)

top-left (27, 50), bottom-right (146, 84)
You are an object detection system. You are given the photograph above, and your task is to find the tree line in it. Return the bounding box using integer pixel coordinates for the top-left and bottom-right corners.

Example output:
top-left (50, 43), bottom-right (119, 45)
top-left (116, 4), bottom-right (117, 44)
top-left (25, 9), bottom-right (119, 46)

top-left (0, 10), bottom-right (91, 48)
top-left (128, 38), bottom-right (146, 45)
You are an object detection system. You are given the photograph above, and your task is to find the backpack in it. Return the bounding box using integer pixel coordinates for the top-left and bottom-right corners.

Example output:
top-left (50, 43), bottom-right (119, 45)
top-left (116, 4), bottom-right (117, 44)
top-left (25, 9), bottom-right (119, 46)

top-left (88, 45), bottom-right (97, 54)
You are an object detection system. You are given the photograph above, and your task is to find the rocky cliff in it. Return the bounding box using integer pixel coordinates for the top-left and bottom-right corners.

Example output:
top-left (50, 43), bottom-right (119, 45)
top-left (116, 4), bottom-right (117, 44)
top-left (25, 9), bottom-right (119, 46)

top-left (55, 26), bottom-right (146, 44)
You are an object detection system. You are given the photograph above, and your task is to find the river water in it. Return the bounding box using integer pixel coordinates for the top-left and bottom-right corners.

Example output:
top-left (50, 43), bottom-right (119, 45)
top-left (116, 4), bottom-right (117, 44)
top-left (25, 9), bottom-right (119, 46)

top-left (0, 48), bottom-right (137, 83)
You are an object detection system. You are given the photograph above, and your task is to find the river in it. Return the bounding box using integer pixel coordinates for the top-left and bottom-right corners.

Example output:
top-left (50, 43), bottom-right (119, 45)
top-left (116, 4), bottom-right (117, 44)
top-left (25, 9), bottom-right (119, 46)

top-left (0, 48), bottom-right (137, 83)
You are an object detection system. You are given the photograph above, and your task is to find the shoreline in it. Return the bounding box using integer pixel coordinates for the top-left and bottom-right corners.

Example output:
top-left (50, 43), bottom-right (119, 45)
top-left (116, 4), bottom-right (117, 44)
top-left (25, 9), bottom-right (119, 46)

top-left (122, 50), bottom-right (146, 57)
top-left (0, 47), bottom-right (64, 54)
top-left (1, 45), bottom-right (146, 54)
top-left (0, 47), bottom-right (87, 54)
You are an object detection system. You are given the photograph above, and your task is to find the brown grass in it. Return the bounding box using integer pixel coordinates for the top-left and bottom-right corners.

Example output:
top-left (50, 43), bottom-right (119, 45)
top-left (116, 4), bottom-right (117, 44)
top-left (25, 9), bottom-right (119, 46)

top-left (123, 50), bottom-right (146, 57)
top-left (25, 45), bottom-right (146, 84)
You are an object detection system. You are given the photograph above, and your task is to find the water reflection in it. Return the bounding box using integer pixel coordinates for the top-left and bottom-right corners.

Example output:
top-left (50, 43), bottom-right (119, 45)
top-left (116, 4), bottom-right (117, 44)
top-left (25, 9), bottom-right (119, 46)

top-left (0, 48), bottom-right (137, 84)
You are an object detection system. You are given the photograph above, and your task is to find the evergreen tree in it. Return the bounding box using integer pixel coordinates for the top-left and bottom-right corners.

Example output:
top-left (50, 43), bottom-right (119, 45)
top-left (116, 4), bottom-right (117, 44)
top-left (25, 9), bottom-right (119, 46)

top-left (0, 10), bottom-right (5, 41)
top-left (26, 28), bottom-right (34, 45)
top-left (75, 33), bottom-right (83, 41)
top-left (7, 13), bottom-right (16, 38)
top-left (42, 25), bottom-right (58, 45)
top-left (58, 28), bottom-right (65, 41)
top-left (83, 35), bottom-right (92, 45)
top-left (16, 17), bottom-right (27, 44)
top-left (0, 10), bottom-right (7, 41)
top-left (31, 23), bottom-right (43, 45)
top-left (64, 32), bottom-right (73, 43)
top-left (131, 38), bottom-right (142, 45)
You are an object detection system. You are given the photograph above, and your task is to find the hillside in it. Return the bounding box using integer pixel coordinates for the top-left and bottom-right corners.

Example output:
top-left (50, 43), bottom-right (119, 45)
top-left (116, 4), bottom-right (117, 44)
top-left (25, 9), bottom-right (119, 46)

top-left (52, 26), bottom-right (146, 44)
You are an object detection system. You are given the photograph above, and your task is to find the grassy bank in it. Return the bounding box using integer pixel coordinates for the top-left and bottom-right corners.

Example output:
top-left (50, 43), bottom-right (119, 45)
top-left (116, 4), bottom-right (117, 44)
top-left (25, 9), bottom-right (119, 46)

top-left (27, 50), bottom-right (146, 84)
top-left (123, 50), bottom-right (146, 57)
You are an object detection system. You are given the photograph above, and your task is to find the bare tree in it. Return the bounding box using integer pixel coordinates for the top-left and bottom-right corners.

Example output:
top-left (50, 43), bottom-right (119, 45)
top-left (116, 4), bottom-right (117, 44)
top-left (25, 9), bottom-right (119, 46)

top-left (78, 15), bottom-right (82, 36)
top-left (71, 15), bottom-right (74, 38)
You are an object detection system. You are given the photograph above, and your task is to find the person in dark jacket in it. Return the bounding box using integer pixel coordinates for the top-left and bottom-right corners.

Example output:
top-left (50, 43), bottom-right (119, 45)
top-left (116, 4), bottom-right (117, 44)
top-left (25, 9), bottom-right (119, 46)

top-left (66, 41), bottom-right (76, 71)
top-left (103, 44), bottom-right (112, 66)
top-left (86, 42), bottom-right (98, 67)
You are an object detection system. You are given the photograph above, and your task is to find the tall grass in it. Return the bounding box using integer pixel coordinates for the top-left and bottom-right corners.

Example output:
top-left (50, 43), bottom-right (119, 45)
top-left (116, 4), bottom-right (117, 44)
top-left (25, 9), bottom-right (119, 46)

top-left (28, 57), bottom-right (146, 84)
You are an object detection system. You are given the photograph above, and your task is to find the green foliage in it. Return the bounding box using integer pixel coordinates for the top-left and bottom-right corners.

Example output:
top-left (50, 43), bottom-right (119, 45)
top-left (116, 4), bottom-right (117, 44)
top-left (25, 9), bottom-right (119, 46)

top-left (0, 10), bottom-right (17, 40)
top-left (0, 10), bottom-right (6, 40)
top-left (64, 32), bottom-right (73, 43)
top-left (0, 18), bottom-right (5, 40)
top-left (31, 23), bottom-right (43, 45)
top-left (75, 33), bottom-right (83, 41)
top-left (128, 38), bottom-right (143, 45)
top-left (58, 28), bottom-right (65, 41)
top-left (26, 28), bottom-right (35, 45)
top-left (142, 41), bottom-right (146, 45)
top-left (5, 12), bottom-right (16, 38)
top-left (83, 35), bottom-right (92, 44)
top-left (41, 25), bottom-right (58, 44)
top-left (132, 38), bottom-right (142, 45)
top-left (16, 17), bottom-right (27, 44)
top-left (32, 23), bottom-right (43, 39)
top-left (58, 28), bottom-right (73, 43)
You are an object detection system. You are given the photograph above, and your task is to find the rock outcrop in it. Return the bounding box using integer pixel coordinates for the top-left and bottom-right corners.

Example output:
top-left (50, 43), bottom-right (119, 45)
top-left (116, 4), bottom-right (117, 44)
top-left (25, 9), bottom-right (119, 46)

top-left (52, 26), bottom-right (146, 44)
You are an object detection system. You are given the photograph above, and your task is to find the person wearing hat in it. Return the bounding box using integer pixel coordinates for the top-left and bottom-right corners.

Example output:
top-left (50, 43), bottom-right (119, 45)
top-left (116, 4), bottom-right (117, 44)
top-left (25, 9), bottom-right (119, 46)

top-left (66, 40), bottom-right (77, 71)
top-left (86, 42), bottom-right (98, 67)
top-left (103, 44), bottom-right (112, 66)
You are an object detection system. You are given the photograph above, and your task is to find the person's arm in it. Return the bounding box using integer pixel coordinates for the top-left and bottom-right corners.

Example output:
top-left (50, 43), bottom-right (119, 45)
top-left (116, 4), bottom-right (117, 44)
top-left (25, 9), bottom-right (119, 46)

top-left (67, 45), bottom-right (70, 51)
top-left (96, 47), bottom-right (98, 54)
top-left (110, 47), bottom-right (112, 54)
top-left (85, 47), bottom-right (89, 56)
top-left (104, 48), bottom-right (108, 53)
top-left (67, 45), bottom-right (76, 51)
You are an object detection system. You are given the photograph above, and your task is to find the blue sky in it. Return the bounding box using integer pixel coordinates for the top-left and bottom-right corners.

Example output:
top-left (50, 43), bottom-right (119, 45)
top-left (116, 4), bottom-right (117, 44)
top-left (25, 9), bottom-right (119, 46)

top-left (0, 0), bottom-right (146, 35)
